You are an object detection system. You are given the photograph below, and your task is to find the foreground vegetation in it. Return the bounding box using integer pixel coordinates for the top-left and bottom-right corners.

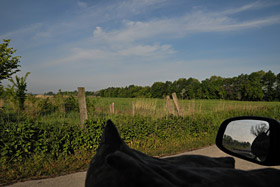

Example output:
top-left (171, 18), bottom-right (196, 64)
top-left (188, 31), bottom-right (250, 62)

top-left (0, 96), bottom-right (280, 185)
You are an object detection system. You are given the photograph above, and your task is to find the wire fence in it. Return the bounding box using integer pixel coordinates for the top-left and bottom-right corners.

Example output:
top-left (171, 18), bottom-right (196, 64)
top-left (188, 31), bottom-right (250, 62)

top-left (1, 94), bottom-right (276, 125)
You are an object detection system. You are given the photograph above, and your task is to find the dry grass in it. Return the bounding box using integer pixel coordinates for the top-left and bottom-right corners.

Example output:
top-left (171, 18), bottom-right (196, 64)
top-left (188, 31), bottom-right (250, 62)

top-left (5, 95), bottom-right (278, 121)
top-left (78, 97), bottom-right (280, 118)
top-left (134, 99), bottom-right (158, 116)
top-left (34, 95), bottom-right (54, 98)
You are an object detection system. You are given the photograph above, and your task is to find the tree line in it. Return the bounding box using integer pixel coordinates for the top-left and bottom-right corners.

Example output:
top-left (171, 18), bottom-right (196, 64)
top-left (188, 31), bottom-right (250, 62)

top-left (96, 70), bottom-right (280, 101)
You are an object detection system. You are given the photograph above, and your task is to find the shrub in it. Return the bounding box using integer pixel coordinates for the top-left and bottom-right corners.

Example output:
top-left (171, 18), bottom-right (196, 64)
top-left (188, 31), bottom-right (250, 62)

top-left (37, 98), bottom-right (57, 115)
top-left (64, 95), bottom-right (79, 113)
top-left (0, 119), bottom-right (106, 164)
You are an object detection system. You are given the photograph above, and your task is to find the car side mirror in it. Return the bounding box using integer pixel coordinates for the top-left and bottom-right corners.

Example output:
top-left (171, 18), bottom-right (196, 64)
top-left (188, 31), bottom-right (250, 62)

top-left (216, 116), bottom-right (280, 166)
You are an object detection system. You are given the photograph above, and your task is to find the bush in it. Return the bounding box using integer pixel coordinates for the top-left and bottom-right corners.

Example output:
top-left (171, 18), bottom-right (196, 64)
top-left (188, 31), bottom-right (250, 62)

top-left (0, 119), bottom-right (106, 164)
top-left (64, 95), bottom-right (79, 113)
top-left (37, 98), bottom-right (57, 115)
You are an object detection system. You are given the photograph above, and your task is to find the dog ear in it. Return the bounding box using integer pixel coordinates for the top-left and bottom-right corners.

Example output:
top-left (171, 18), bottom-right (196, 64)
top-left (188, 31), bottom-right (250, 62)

top-left (101, 120), bottom-right (123, 147)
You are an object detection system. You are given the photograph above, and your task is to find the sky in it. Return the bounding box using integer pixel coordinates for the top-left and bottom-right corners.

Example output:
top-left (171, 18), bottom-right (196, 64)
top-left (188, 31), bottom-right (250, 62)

top-left (1, 0), bottom-right (280, 94)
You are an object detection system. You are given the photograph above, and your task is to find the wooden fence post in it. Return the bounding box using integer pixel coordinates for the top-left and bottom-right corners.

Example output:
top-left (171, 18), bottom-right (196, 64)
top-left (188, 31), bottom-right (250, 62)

top-left (132, 102), bottom-right (135, 116)
top-left (172, 92), bottom-right (181, 116)
top-left (112, 102), bottom-right (115, 114)
top-left (166, 95), bottom-right (172, 115)
top-left (78, 87), bottom-right (88, 128)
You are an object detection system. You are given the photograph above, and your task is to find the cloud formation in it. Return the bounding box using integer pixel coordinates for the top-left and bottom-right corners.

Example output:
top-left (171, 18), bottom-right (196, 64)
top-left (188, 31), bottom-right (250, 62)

top-left (77, 1), bottom-right (88, 9)
top-left (52, 1), bottom-right (278, 71)
top-left (92, 6), bottom-right (280, 44)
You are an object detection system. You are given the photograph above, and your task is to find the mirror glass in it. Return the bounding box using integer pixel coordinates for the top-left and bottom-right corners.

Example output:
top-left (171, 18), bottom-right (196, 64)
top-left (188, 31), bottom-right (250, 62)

top-left (222, 119), bottom-right (270, 162)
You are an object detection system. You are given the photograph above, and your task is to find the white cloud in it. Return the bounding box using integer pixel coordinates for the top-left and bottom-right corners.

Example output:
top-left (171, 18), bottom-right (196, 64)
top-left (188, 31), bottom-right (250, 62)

top-left (41, 1), bottom-right (280, 70)
top-left (42, 43), bottom-right (174, 69)
top-left (0, 23), bottom-right (43, 39)
top-left (1, 0), bottom-right (168, 46)
top-left (220, 1), bottom-right (280, 16)
top-left (92, 10), bottom-right (280, 45)
top-left (77, 1), bottom-right (88, 9)
top-left (117, 44), bottom-right (174, 56)
top-left (34, 31), bottom-right (52, 39)
top-left (3, 1), bottom-right (279, 47)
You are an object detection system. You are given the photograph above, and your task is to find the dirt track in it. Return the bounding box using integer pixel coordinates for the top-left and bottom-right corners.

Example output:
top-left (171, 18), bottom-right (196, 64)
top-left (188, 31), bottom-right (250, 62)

top-left (8, 145), bottom-right (280, 187)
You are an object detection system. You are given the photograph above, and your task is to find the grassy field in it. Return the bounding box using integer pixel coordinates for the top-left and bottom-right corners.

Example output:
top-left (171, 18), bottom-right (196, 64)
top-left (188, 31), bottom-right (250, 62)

top-left (0, 96), bottom-right (279, 184)
top-left (93, 97), bottom-right (280, 116)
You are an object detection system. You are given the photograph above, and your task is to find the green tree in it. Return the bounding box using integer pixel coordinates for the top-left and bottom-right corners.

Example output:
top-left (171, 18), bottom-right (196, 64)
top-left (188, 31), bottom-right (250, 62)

top-left (185, 78), bottom-right (201, 99)
top-left (234, 74), bottom-right (248, 100)
top-left (127, 85), bottom-right (143, 98)
top-left (223, 78), bottom-right (235, 100)
top-left (165, 81), bottom-right (173, 96)
top-left (277, 73), bottom-right (280, 101)
top-left (262, 70), bottom-right (276, 101)
top-left (137, 86), bottom-right (151, 98)
top-left (151, 82), bottom-right (167, 98)
top-left (172, 78), bottom-right (188, 98)
top-left (0, 85), bottom-right (4, 96)
top-left (242, 72), bottom-right (264, 101)
top-left (201, 76), bottom-right (225, 99)
top-left (44, 91), bottom-right (55, 96)
top-left (210, 76), bottom-right (226, 99)
top-left (0, 39), bottom-right (21, 83)
top-left (9, 72), bottom-right (30, 110)
top-left (201, 79), bottom-right (210, 99)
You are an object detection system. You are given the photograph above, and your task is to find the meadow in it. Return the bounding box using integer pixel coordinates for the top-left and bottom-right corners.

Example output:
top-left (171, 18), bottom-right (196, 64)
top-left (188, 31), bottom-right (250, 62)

top-left (0, 96), bottom-right (280, 184)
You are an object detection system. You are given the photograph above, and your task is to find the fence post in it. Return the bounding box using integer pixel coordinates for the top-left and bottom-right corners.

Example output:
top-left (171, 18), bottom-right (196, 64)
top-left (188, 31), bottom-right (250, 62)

top-left (172, 92), bottom-right (181, 116)
top-left (132, 101), bottom-right (135, 116)
top-left (166, 95), bottom-right (172, 115)
top-left (78, 87), bottom-right (88, 128)
top-left (112, 102), bottom-right (115, 114)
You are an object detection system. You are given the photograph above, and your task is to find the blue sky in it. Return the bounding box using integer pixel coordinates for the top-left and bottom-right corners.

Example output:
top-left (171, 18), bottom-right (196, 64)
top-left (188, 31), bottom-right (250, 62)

top-left (1, 0), bottom-right (280, 94)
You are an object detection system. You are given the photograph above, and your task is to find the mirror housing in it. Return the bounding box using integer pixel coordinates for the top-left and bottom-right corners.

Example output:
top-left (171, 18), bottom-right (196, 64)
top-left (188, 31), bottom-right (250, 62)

top-left (216, 116), bottom-right (280, 166)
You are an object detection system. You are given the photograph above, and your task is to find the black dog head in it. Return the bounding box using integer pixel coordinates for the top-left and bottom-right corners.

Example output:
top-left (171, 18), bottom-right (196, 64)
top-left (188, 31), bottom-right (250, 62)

top-left (85, 120), bottom-right (237, 187)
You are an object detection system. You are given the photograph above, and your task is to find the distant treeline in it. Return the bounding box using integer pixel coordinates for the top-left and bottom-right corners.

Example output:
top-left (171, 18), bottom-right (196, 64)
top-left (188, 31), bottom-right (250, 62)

top-left (46, 70), bottom-right (280, 101)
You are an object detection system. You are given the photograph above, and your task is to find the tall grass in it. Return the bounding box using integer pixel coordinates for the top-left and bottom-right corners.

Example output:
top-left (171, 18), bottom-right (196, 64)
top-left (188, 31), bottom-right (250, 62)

top-left (2, 96), bottom-right (279, 128)
top-left (89, 97), bottom-right (280, 118)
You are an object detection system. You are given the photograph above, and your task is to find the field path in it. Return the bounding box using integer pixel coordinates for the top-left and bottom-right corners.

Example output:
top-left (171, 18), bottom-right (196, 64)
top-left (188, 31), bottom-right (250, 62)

top-left (8, 145), bottom-right (280, 187)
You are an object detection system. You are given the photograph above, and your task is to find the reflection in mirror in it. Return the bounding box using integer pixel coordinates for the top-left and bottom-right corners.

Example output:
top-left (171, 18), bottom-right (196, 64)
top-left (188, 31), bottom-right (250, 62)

top-left (222, 120), bottom-right (270, 162)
